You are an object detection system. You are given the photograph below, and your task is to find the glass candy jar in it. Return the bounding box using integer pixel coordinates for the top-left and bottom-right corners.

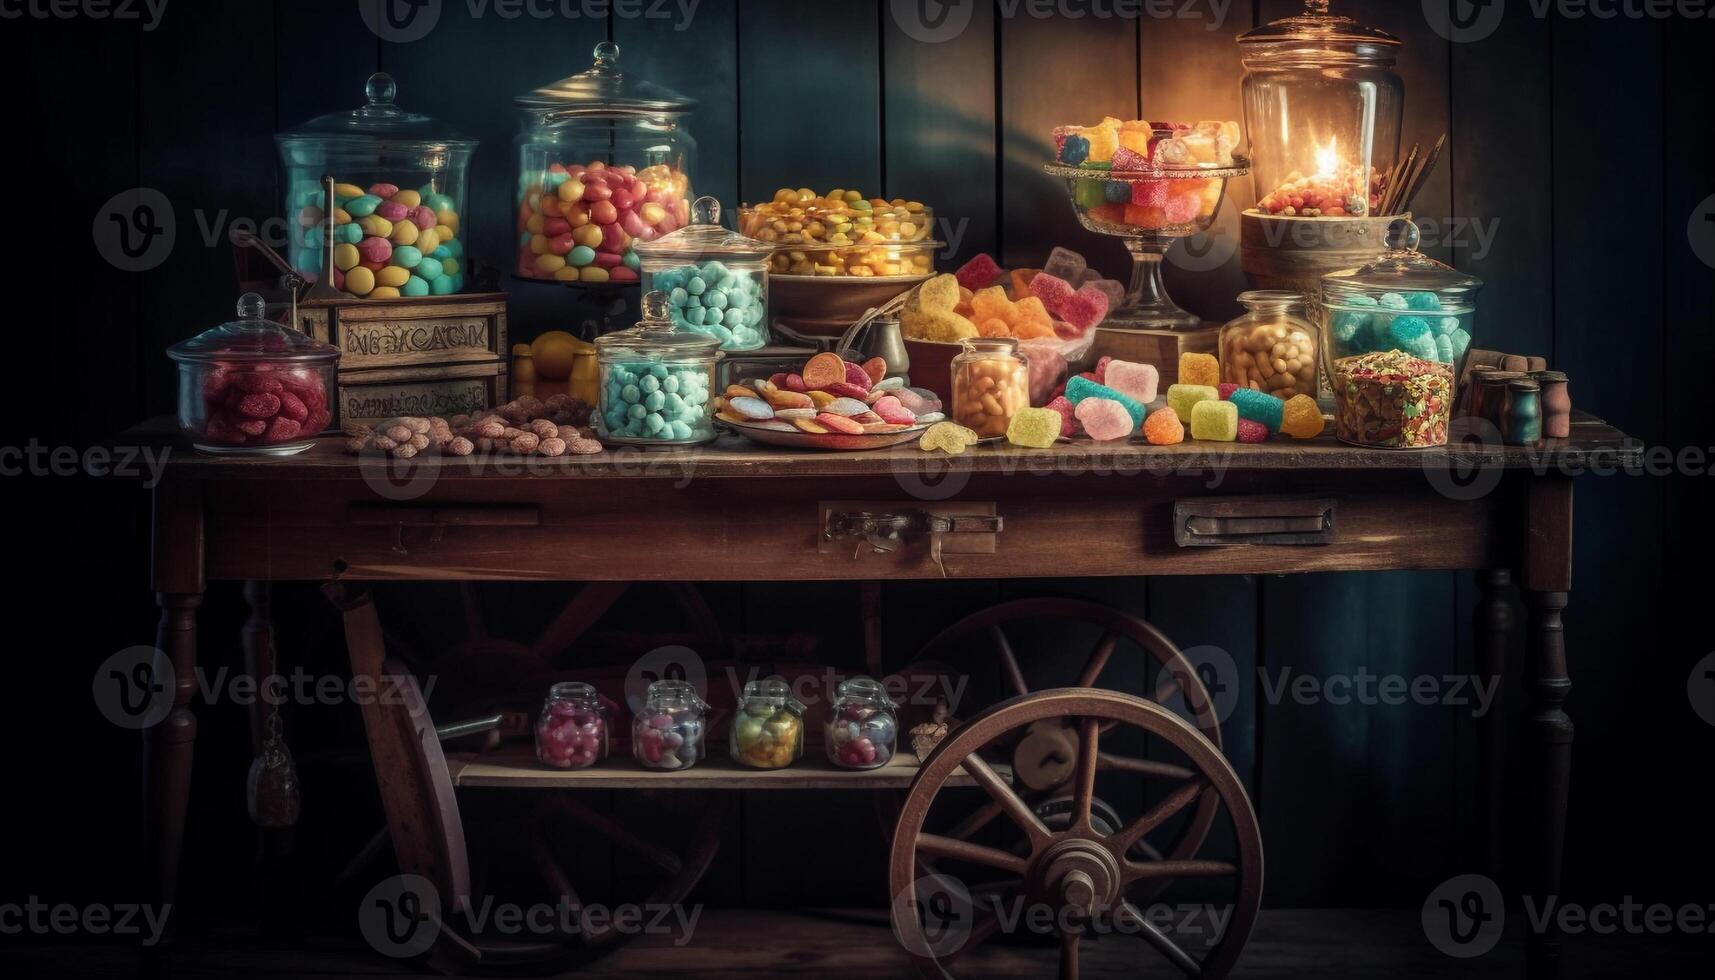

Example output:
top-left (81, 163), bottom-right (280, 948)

top-left (824, 677), bottom-right (898, 770)
top-left (594, 292), bottom-right (721, 446)
top-left (632, 680), bottom-right (709, 771)
top-left (534, 682), bottom-right (610, 770)
top-left (730, 680), bottom-right (805, 770)
top-left (514, 42), bottom-right (696, 285)
top-left (1219, 291), bottom-right (1322, 400)
top-left (166, 294), bottom-right (339, 456)
top-left (951, 338), bottom-right (1030, 440)
top-left (1238, 1), bottom-right (1403, 217)
top-left (1321, 220), bottom-right (1484, 383)
top-left (634, 197), bottom-right (771, 351)
top-left (276, 73), bottom-right (476, 299)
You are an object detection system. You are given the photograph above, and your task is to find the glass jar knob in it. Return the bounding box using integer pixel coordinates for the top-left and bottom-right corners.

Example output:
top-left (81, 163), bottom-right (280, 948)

top-left (236, 292), bottom-right (267, 321)
top-left (690, 195), bottom-right (721, 227)
top-left (593, 40), bottom-right (620, 69)
top-left (1386, 218), bottom-right (1422, 254)
top-left (641, 289), bottom-right (672, 324)
top-left (364, 72), bottom-right (398, 106)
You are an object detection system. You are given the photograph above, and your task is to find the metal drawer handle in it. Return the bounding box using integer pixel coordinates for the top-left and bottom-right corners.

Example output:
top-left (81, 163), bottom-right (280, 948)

top-left (1174, 498), bottom-right (1336, 548)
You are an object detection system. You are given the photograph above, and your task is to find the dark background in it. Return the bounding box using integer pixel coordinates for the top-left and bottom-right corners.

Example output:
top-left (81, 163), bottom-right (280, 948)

top-left (2, 0), bottom-right (1712, 955)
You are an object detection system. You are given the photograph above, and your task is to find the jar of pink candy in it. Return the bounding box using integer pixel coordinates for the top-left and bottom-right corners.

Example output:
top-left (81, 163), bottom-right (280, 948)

top-left (631, 679), bottom-right (709, 771)
top-left (514, 42), bottom-right (696, 285)
top-left (824, 677), bottom-right (898, 770)
top-left (534, 682), bottom-right (610, 770)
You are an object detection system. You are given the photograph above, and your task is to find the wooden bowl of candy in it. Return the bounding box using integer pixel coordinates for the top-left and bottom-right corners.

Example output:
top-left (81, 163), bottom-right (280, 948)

top-left (714, 351), bottom-right (945, 451)
top-left (769, 271), bottom-right (933, 339)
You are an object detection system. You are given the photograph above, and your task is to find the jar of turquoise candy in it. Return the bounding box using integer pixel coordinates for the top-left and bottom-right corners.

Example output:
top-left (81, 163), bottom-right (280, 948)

top-left (634, 196), bottom-right (772, 352)
top-left (1320, 219), bottom-right (1484, 385)
top-left (594, 291), bottom-right (721, 446)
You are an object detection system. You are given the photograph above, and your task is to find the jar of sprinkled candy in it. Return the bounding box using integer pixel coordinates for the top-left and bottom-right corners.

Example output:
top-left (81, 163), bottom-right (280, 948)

top-left (1320, 219), bottom-right (1484, 386)
top-left (824, 677), bottom-right (898, 770)
top-left (534, 682), bottom-right (609, 770)
top-left (730, 680), bottom-right (805, 770)
top-left (594, 291), bottom-right (721, 446)
top-left (634, 196), bottom-right (772, 352)
top-left (632, 679), bottom-right (709, 771)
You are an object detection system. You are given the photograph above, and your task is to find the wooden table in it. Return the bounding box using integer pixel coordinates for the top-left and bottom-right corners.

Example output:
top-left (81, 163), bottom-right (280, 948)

top-left (140, 416), bottom-right (1639, 978)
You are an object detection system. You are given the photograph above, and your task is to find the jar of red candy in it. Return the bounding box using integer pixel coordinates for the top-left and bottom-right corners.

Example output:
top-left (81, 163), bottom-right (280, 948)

top-left (824, 677), bottom-right (898, 771)
top-left (166, 294), bottom-right (338, 455)
top-left (514, 42), bottom-right (696, 285)
top-left (631, 679), bottom-right (708, 771)
top-left (534, 682), bottom-right (610, 770)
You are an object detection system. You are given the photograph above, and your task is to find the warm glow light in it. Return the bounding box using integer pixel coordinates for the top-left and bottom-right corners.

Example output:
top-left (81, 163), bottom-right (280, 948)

top-left (1314, 136), bottom-right (1341, 178)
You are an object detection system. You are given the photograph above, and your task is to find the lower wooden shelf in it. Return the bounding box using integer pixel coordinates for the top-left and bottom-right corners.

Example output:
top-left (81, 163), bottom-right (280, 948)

top-left (446, 744), bottom-right (1001, 791)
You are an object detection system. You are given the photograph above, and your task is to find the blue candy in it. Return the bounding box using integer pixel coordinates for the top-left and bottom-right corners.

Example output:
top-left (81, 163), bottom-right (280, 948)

top-left (1065, 376), bottom-right (1147, 428)
top-left (1387, 315), bottom-right (1440, 360)
top-left (1105, 181), bottom-right (1132, 203)
top-left (1061, 134), bottom-right (1091, 166)
top-left (1227, 387), bottom-right (1285, 433)
top-left (1405, 291), bottom-right (1442, 311)
top-left (1378, 292), bottom-right (1409, 311)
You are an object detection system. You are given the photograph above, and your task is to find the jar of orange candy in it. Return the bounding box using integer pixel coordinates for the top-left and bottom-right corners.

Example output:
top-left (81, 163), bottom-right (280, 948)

top-left (951, 338), bottom-right (1030, 440)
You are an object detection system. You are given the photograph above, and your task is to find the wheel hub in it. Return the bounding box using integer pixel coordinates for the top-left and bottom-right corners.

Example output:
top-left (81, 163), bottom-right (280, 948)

top-left (1033, 838), bottom-right (1122, 917)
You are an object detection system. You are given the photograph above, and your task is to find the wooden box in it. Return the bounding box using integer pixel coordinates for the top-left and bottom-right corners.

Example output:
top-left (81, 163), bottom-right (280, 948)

top-left (287, 294), bottom-right (510, 426)
top-left (1089, 325), bottom-right (1220, 387)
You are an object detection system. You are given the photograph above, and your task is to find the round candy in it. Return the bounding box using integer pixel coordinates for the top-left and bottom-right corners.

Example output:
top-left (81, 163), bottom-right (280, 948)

top-left (391, 245), bottom-right (422, 269)
top-left (356, 235), bottom-right (392, 265)
top-left (345, 266), bottom-right (376, 296)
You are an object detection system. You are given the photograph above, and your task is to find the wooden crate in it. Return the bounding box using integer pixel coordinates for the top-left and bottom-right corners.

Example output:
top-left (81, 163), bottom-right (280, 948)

top-left (285, 293), bottom-right (510, 426)
top-left (1089, 325), bottom-right (1220, 387)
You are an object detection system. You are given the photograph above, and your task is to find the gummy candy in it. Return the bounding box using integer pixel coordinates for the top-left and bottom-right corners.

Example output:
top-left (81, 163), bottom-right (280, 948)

top-left (956, 254), bottom-right (1005, 292)
top-left (1082, 126), bottom-right (1119, 164)
top-left (1167, 383), bottom-right (1219, 423)
top-left (1142, 406), bottom-right (1185, 446)
top-left (1405, 291), bottom-right (1442, 312)
top-left (1088, 279), bottom-right (1126, 307)
top-left (1044, 395), bottom-right (1078, 437)
top-left (1236, 418), bottom-right (1270, 444)
top-left (1061, 134), bottom-right (1091, 166)
top-left (1132, 180), bottom-right (1171, 209)
top-left (1093, 356), bottom-right (1112, 384)
top-left (1059, 285), bottom-right (1110, 331)
top-left (1378, 292), bottom-right (1410, 312)
top-left (1065, 376), bottom-right (1146, 428)
top-left (1009, 268), bottom-right (1039, 298)
top-left (1178, 352), bottom-right (1220, 388)
top-left (1217, 383), bottom-right (1240, 400)
top-left (1103, 360), bottom-right (1159, 404)
top-left (1006, 408), bottom-right (1063, 449)
top-left (972, 286), bottom-right (1013, 322)
top-left (1190, 399), bottom-right (1239, 442)
top-left (802, 352), bottom-right (847, 391)
top-left (1280, 394), bottom-right (1325, 440)
top-left (729, 396), bottom-right (774, 420)
top-left (1029, 273), bottom-right (1076, 309)
top-left (872, 395), bottom-right (916, 425)
top-left (1112, 145), bottom-right (1150, 172)
top-left (1227, 387), bottom-right (1285, 433)
top-left (1075, 398), bottom-right (1136, 442)
top-left (1011, 297), bottom-right (1056, 339)
top-left (920, 421), bottom-right (981, 455)
top-left (1387, 316), bottom-right (1439, 361)
top-left (817, 413), bottom-right (865, 435)
top-left (1043, 246), bottom-right (1087, 283)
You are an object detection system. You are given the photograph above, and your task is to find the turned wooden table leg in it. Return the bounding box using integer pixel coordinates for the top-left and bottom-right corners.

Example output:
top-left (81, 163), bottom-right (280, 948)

top-left (1474, 568), bottom-right (1513, 879)
top-left (242, 581), bottom-right (279, 755)
top-left (1524, 478), bottom-right (1574, 980)
top-left (145, 592), bottom-right (201, 944)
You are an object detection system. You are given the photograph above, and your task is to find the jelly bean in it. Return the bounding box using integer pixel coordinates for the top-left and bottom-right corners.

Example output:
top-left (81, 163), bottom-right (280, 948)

top-left (375, 201), bottom-right (409, 222)
top-left (573, 225), bottom-right (603, 250)
top-left (416, 256), bottom-right (443, 281)
top-left (408, 205), bottom-right (436, 230)
top-left (518, 160), bottom-right (691, 283)
top-left (358, 214), bottom-right (393, 238)
top-left (393, 189), bottom-right (421, 207)
top-left (403, 275), bottom-right (430, 297)
top-left (591, 200), bottom-right (619, 225)
top-left (334, 224), bottom-right (363, 245)
top-left (333, 183), bottom-right (366, 202)
top-left (430, 274), bottom-right (456, 295)
top-left (333, 243), bottom-right (360, 272)
top-left (388, 220), bottom-right (419, 246)
top-left (414, 228), bottom-right (440, 255)
top-left (547, 233), bottom-right (574, 256)
top-left (356, 236), bottom-right (393, 265)
top-left (376, 265), bottom-right (411, 289)
top-left (536, 253), bottom-right (567, 274)
top-left (368, 286), bottom-right (402, 299)
top-left (391, 245), bottom-right (422, 269)
top-left (344, 194), bottom-right (382, 218)
top-left (582, 267), bottom-right (611, 284)
top-left (569, 245), bottom-right (597, 268)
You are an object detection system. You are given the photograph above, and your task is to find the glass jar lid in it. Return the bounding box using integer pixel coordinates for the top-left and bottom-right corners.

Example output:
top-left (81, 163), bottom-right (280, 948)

top-left (277, 73), bottom-right (476, 150)
top-left (1237, 290), bottom-right (1306, 313)
top-left (548, 681), bottom-right (603, 705)
top-left (644, 679), bottom-right (707, 711)
top-left (633, 197), bottom-right (772, 264)
top-left (835, 677), bottom-right (894, 706)
top-left (960, 337), bottom-right (1020, 355)
top-left (167, 294), bottom-right (341, 365)
top-left (1238, 0), bottom-right (1400, 47)
top-left (595, 292), bottom-right (724, 358)
top-left (516, 41), bottom-right (695, 116)
top-left (740, 679), bottom-right (804, 712)
top-left (1322, 220), bottom-right (1484, 314)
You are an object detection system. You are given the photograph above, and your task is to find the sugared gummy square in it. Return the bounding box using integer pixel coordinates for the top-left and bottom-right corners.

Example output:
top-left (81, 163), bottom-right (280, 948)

top-left (1006, 408), bottom-right (1063, 449)
top-left (1178, 352), bottom-right (1220, 388)
top-left (1190, 400), bottom-right (1238, 442)
top-left (1227, 387), bottom-right (1284, 433)
top-left (1166, 384), bottom-right (1218, 423)
top-left (1065, 376), bottom-right (1146, 428)
top-left (1103, 360), bottom-right (1159, 404)
top-left (1142, 406), bottom-right (1184, 446)
top-left (1074, 398), bottom-right (1135, 442)
top-left (1279, 395), bottom-right (1325, 439)
top-left (955, 254), bottom-right (1005, 292)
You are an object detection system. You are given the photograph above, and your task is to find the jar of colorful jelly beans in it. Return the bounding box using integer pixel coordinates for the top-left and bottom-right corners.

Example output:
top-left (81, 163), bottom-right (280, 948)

top-left (514, 42), bottom-right (696, 285)
top-left (594, 291), bottom-right (721, 446)
top-left (824, 677), bottom-right (898, 770)
top-left (276, 73), bottom-right (476, 300)
top-left (1321, 219), bottom-right (1484, 384)
top-left (1219, 291), bottom-right (1323, 401)
top-left (634, 197), bottom-right (772, 352)
top-left (632, 679), bottom-right (709, 771)
top-left (951, 338), bottom-right (1031, 440)
top-left (730, 680), bottom-right (805, 770)
top-left (534, 682), bottom-right (610, 770)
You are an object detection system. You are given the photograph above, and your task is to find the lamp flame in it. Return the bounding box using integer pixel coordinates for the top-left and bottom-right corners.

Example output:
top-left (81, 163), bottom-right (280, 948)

top-left (1314, 136), bottom-right (1341, 178)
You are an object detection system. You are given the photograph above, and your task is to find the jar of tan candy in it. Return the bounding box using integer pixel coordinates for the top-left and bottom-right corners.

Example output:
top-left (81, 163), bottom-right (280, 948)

top-left (1219, 291), bottom-right (1322, 401)
top-left (951, 338), bottom-right (1030, 440)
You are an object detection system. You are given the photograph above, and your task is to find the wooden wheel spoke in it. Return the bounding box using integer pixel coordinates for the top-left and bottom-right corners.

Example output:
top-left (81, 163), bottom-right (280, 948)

top-left (992, 625), bottom-right (1030, 697)
top-left (947, 799), bottom-right (1006, 841)
top-left (1117, 900), bottom-right (1203, 977)
top-left (1097, 752), bottom-right (1196, 781)
top-left (1071, 718), bottom-right (1100, 831)
top-left (548, 796), bottom-right (682, 875)
top-left (1060, 926), bottom-right (1081, 980)
top-left (917, 832), bottom-right (1029, 875)
top-left (1124, 859), bottom-right (1237, 882)
top-left (1109, 779), bottom-right (1209, 855)
top-left (1076, 631), bottom-right (1118, 688)
top-left (961, 754), bottom-right (1051, 844)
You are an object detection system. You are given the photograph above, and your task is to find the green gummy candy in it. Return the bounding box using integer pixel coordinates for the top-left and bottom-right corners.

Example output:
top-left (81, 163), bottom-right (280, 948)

top-left (1065, 376), bottom-right (1147, 427)
top-left (1190, 400), bottom-right (1239, 442)
top-left (1167, 384), bottom-right (1219, 423)
top-left (1006, 408), bottom-right (1063, 449)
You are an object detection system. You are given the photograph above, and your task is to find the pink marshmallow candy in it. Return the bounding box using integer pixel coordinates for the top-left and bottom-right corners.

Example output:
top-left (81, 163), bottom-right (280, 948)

top-left (1103, 360), bottom-right (1159, 404)
top-left (1075, 398), bottom-right (1136, 442)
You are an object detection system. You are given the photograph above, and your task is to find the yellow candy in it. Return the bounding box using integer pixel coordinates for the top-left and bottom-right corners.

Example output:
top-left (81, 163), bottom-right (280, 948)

top-left (1006, 408), bottom-right (1062, 449)
top-left (1118, 130), bottom-right (1152, 156)
top-left (332, 243), bottom-right (360, 272)
top-left (368, 286), bottom-right (402, 299)
top-left (581, 266), bottom-right (611, 284)
top-left (1179, 352), bottom-right (1220, 388)
top-left (392, 189), bottom-right (421, 207)
top-left (572, 225), bottom-right (603, 249)
top-left (553, 266), bottom-right (582, 282)
top-left (808, 390), bottom-right (836, 409)
top-left (441, 258), bottom-right (460, 276)
top-left (435, 209), bottom-right (459, 233)
top-left (331, 207), bottom-right (351, 225)
top-left (526, 213), bottom-right (546, 235)
top-left (1280, 394), bottom-right (1326, 440)
top-left (916, 273), bottom-right (961, 312)
top-left (434, 224), bottom-right (455, 243)
top-left (375, 266), bottom-right (410, 288)
top-left (529, 234), bottom-right (550, 256)
top-left (919, 421), bottom-right (981, 455)
top-left (359, 214), bottom-right (393, 238)
top-left (1190, 400), bottom-right (1239, 442)
top-left (1082, 125), bottom-right (1119, 164)
top-left (557, 179), bottom-right (585, 203)
top-left (345, 266), bottom-right (376, 296)
top-left (389, 220), bottom-right (419, 246)
top-left (535, 253), bottom-right (567, 274)
top-left (414, 229), bottom-right (440, 255)
top-left (333, 182), bottom-right (365, 201)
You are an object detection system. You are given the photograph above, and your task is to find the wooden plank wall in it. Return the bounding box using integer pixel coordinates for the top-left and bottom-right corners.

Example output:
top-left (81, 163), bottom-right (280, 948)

top-left (14, 0), bottom-right (1712, 914)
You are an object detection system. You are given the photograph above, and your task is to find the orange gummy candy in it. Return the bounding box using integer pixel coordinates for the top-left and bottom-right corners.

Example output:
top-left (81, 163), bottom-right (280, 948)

top-left (802, 352), bottom-right (847, 390)
top-left (1143, 406), bottom-right (1186, 446)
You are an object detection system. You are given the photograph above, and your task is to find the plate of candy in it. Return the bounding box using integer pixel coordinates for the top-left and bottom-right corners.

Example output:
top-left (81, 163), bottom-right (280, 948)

top-left (714, 352), bottom-right (945, 451)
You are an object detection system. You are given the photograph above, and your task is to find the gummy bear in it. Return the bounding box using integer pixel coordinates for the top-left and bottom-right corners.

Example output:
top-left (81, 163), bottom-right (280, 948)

top-left (1142, 406), bottom-right (1185, 446)
top-left (1190, 400), bottom-right (1239, 442)
top-left (1279, 394), bottom-right (1325, 440)
top-left (1178, 352), bottom-right (1220, 388)
top-left (1006, 408), bottom-right (1063, 449)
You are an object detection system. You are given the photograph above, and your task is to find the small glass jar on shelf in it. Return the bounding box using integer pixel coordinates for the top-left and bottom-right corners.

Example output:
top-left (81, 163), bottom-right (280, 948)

top-left (824, 677), bottom-right (898, 770)
top-left (1219, 291), bottom-right (1323, 401)
top-left (951, 338), bottom-right (1030, 440)
top-left (631, 679), bottom-right (709, 771)
top-left (593, 292), bottom-right (722, 446)
top-left (534, 682), bottom-right (610, 770)
top-left (730, 680), bottom-right (805, 770)
top-left (166, 293), bottom-right (339, 456)
top-left (275, 73), bottom-right (476, 299)
top-left (634, 196), bottom-right (772, 352)
top-left (514, 42), bottom-right (696, 285)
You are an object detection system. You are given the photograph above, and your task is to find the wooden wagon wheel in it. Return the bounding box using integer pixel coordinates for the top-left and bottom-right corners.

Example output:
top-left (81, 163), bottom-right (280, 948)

top-left (904, 598), bottom-right (1225, 892)
top-left (329, 582), bottom-right (724, 973)
top-left (889, 689), bottom-right (1263, 980)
